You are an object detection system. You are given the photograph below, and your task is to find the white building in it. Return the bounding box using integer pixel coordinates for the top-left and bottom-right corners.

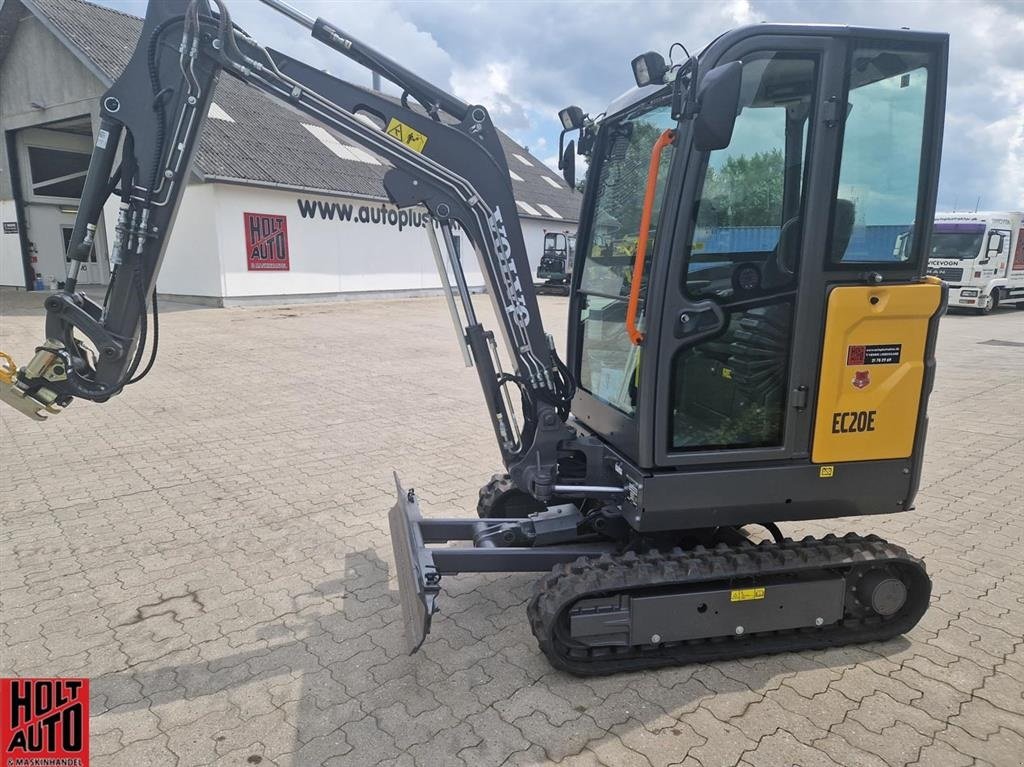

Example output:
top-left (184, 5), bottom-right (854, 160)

top-left (0, 0), bottom-right (580, 304)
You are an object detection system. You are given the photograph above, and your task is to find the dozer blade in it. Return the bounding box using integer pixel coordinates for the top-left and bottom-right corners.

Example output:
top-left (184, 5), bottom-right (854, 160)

top-left (388, 473), bottom-right (440, 654)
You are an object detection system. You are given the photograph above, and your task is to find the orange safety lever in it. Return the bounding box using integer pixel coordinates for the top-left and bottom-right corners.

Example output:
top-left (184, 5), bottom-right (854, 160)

top-left (625, 128), bottom-right (676, 345)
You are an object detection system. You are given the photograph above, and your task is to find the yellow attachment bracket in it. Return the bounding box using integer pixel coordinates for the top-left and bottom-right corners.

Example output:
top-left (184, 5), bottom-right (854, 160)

top-left (0, 351), bottom-right (15, 384)
top-left (0, 349), bottom-right (64, 421)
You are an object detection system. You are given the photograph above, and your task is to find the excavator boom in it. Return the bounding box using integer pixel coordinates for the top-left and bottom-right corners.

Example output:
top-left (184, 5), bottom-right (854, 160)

top-left (1, 0), bottom-right (580, 500)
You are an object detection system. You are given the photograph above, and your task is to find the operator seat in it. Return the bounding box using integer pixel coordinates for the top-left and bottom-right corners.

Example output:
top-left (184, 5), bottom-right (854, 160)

top-left (764, 197), bottom-right (856, 287)
top-left (720, 199), bottom-right (858, 407)
top-left (674, 200), bottom-right (859, 445)
top-left (830, 198), bottom-right (856, 261)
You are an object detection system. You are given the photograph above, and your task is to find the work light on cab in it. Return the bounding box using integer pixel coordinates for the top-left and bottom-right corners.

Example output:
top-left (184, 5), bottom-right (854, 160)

top-left (631, 51), bottom-right (669, 87)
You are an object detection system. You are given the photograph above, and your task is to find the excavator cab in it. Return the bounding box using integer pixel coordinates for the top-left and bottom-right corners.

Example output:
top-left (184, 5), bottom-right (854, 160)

top-left (396, 27), bottom-right (949, 672)
top-left (567, 29), bottom-right (948, 530)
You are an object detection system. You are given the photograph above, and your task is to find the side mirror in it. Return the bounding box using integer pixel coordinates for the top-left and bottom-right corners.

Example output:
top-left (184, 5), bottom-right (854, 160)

top-left (693, 61), bottom-right (742, 151)
top-left (892, 231), bottom-right (911, 261)
top-left (985, 231), bottom-right (1004, 259)
top-left (561, 139), bottom-right (576, 189)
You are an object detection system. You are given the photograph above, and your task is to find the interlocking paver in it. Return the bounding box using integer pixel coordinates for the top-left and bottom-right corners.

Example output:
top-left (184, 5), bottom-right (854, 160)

top-left (506, 710), bottom-right (608, 762)
top-left (909, 739), bottom-right (976, 767)
top-left (613, 718), bottom-right (705, 767)
top-left (763, 684), bottom-right (856, 731)
top-left (2, 290), bottom-right (1022, 766)
top-left (740, 730), bottom-right (842, 767)
top-left (460, 707), bottom-right (532, 765)
top-left (831, 718), bottom-right (933, 765)
top-left (587, 730), bottom-right (659, 767)
top-left (683, 708), bottom-right (756, 767)
top-left (811, 733), bottom-right (892, 767)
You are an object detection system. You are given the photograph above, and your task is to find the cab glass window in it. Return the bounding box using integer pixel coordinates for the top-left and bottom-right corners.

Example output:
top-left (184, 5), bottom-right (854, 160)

top-left (687, 52), bottom-right (817, 301)
top-left (576, 102), bottom-right (676, 415)
top-left (668, 52), bottom-right (817, 452)
top-left (830, 48), bottom-right (931, 265)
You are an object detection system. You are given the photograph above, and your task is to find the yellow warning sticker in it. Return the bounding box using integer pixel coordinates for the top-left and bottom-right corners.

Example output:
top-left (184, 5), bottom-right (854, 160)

top-left (385, 118), bottom-right (428, 153)
top-left (730, 587), bottom-right (765, 602)
top-left (819, 465), bottom-right (835, 478)
top-left (722, 367), bottom-right (732, 380)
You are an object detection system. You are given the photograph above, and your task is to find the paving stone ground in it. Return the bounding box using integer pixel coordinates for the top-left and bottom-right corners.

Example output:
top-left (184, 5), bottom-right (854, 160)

top-left (1, 288), bottom-right (1022, 767)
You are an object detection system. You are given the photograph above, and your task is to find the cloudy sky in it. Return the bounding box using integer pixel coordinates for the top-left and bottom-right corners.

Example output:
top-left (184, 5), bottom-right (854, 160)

top-left (97, 0), bottom-right (1022, 213)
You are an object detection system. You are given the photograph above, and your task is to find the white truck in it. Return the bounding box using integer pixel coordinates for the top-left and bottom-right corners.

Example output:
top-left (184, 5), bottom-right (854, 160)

top-left (926, 211), bottom-right (1024, 314)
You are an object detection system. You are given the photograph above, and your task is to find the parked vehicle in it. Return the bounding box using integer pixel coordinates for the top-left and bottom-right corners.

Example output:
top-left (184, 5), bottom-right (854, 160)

top-left (536, 230), bottom-right (576, 293)
top-left (926, 212), bottom-right (1024, 313)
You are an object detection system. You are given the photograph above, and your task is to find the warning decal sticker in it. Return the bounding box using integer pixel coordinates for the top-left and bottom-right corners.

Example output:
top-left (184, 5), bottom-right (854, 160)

top-left (846, 344), bottom-right (902, 365)
top-left (244, 212), bottom-right (290, 272)
top-left (385, 118), bottom-right (428, 153)
top-left (730, 587), bottom-right (766, 602)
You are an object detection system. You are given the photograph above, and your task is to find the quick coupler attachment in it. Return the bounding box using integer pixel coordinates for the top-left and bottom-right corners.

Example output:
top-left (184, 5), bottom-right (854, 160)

top-left (0, 350), bottom-right (65, 421)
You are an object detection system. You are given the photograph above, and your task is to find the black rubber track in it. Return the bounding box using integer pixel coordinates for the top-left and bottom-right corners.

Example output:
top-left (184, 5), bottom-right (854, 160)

top-left (527, 533), bottom-right (931, 676)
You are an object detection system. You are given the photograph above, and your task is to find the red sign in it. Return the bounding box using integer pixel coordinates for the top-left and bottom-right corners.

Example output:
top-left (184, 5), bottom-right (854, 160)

top-left (1, 678), bottom-right (90, 766)
top-left (1013, 228), bottom-right (1024, 271)
top-left (846, 345), bottom-right (866, 365)
top-left (244, 212), bottom-right (290, 271)
top-left (852, 370), bottom-right (871, 389)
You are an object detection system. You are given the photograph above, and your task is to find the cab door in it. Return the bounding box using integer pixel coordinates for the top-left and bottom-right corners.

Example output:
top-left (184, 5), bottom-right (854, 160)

top-left (643, 39), bottom-right (842, 467)
top-left (569, 97), bottom-right (678, 458)
top-left (645, 34), bottom-right (943, 469)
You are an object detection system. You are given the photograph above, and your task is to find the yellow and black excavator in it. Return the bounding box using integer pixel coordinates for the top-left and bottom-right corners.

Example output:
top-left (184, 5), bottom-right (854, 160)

top-left (0, 0), bottom-right (948, 675)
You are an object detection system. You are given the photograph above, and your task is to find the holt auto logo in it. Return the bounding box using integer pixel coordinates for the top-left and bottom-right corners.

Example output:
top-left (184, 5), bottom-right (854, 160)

top-left (852, 370), bottom-right (871, 390)
top-left (1, 678), bottom-right (89, 766)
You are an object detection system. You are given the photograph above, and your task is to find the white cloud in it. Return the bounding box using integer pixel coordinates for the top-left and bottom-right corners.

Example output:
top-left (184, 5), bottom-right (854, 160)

top-left (450, 61), bottom-right (533, 129)
top-left (95, 0), bottom-right (1023, 210)
top-left (727, 0), bottom-right (763, 25)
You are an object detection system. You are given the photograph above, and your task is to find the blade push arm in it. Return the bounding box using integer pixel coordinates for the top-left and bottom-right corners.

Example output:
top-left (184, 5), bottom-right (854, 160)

top-left (3, 0), bottom-right (584, 499)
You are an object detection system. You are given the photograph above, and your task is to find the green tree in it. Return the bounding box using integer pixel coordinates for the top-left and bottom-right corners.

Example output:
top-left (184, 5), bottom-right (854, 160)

top-left (702, 149), bottom-right (784, 227)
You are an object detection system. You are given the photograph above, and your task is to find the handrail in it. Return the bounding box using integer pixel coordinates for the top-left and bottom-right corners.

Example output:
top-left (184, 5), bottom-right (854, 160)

top-left (626, 128), bottom-right (676, 345)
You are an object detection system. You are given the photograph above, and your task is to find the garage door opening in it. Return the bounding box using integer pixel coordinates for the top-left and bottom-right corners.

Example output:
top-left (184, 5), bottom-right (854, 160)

top-left (16, 119), bottom-right (109, 287)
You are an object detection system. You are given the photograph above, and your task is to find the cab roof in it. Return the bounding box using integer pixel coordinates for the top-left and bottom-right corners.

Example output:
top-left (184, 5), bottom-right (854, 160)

top-left (600, 23), bottom-right (948, 122)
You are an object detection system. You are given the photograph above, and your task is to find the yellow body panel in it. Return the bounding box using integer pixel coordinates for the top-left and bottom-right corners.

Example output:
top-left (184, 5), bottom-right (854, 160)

top-left (812, 281), bottom-right (941, 464)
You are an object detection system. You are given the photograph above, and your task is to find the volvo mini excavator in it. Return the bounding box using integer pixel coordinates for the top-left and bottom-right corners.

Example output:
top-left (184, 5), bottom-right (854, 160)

top-left (0, 0), bottom-right (949, 675)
